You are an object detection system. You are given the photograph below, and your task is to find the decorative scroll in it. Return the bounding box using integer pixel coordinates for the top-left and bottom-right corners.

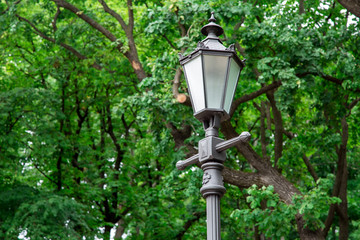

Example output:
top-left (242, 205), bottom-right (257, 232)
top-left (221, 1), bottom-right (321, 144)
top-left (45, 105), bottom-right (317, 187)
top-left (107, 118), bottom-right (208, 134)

top-left (226, 44), bottom-right (235, 51)
top-left (202, 172), bottom-right (212, 185)
top-left (196, 41), bottom-right (209, 50)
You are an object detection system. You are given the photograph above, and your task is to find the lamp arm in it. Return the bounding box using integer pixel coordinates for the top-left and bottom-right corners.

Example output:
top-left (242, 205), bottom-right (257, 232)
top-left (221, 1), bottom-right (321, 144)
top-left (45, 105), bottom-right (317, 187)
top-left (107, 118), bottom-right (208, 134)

top-left (215, 131), bottom-right (251, 152)
top-left (176, 154), bottom-right (199, 170)
top-left (176, 132), bottom-right (250, 171)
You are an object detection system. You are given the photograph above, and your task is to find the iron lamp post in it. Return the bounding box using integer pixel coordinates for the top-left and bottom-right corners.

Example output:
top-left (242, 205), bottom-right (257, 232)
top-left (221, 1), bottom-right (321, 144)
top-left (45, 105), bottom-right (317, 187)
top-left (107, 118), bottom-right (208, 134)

top-left (176, 12), bottom-right (250, 240)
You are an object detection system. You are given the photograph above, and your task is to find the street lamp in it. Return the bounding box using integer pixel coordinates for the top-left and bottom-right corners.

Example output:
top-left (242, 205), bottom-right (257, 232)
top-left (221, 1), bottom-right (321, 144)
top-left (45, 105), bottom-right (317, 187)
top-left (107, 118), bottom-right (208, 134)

top-left (176, 13), bottom-right (250, 240)
top-left (179, 12), bottom-right (244, 122)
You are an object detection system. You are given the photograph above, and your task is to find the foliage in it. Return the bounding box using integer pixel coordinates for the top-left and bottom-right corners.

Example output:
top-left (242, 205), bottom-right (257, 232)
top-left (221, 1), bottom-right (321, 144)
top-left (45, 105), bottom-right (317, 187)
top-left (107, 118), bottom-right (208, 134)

top-left (231, 177), bottom-right (341, 239)
top-left (0, 183), bottom-right (95, 239)
top-left (0, 0), bottom-right (359, 239)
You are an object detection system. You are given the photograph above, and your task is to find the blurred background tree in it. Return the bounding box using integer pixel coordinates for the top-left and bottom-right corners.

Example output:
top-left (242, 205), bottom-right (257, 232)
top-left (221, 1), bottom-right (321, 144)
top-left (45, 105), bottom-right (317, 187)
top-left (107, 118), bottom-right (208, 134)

top-left (0, 0), bottom-right (359, 239)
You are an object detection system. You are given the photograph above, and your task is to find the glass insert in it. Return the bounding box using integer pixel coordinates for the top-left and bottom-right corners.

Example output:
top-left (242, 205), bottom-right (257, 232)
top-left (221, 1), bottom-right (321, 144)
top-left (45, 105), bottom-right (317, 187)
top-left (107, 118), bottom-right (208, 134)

top-left (224, 58), bottom-right (241, 114)
top-left (183, 55), bottom-right (205, 112)
top-left (203, 55), bottom-right (228, 109)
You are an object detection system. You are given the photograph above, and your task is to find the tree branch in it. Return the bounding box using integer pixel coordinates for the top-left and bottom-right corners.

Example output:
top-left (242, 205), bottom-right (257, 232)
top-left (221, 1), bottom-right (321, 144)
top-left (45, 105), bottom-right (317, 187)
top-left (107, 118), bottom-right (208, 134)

top-left (162, 34), bottom-right (177, 49)
top-left (16, 14), bottom-right (103, 70)
top-left (95, 0), bottom-right (146, 81)
top-left (2, 0), bottom-right (21, 15)
top-left (98, 0), bottom-right (128, 31)
top-left (52, 5), bottom-right (61, 32)
top-left (323, 117), bottom-right (349, 238)
top-left (34, 163), bottom-right (58, 186)
top-left (348, 97), bottom-right (360, 110)
top-left (175, 8), bottom-right (186, 37)
top-left (172, 67), bottom-right (191, 106)
top-left (223, 167), bottom-right (263, 188)
top-left (105, 99), bottom-right (125, 170)
top-left (221, 120), bottom-right (269, 173)
top-left (266, 91), bottom-right (283, 169)
top-left (260, 101), bottom-right (268, 158)
top-left (230, 81), bottom-right (282, 116)
top-left (6, 113), bottom-right (22, 135)
top-left (127, 0), bottom-right (134, 30)
top-left (302, 154), bottom-right (319, 182)
top-left (53, 0), bottom-right (146, 80)
top-left (282, 129), bottom-right (319, 183)
top-left (296, 72), bottom-right (343, 85)
top-left (166, 122), bottom-right (193, 151)
top-left (175, 212), bottom-right (204, 240)
top-left (299, 0), bottom-right (305, 14)
top-left (53, 0), bottom-right (118, 42)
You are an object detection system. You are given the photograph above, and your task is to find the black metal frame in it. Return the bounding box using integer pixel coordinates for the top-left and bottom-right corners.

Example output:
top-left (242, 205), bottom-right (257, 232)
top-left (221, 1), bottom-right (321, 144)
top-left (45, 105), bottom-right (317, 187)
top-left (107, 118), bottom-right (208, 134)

top-left (179, 19), bottom-right (245, 122)
top-left (180, 49), bottom-right (244, 121)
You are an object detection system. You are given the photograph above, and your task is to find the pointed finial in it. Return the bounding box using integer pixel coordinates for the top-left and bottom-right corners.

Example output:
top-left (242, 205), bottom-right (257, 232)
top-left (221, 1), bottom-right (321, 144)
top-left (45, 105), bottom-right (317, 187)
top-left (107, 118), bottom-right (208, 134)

top-left (201, 12), bottom-right (224, 37)
top-left (209, 12), bottom-right (216, 23)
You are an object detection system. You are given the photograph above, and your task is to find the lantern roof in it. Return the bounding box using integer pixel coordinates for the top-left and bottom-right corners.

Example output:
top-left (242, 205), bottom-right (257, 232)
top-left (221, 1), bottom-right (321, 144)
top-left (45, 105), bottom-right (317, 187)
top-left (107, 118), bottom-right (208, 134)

top-left (179, 12), bottom-right (245, 69)
top-left (201, 12), bottom-right (224, 38)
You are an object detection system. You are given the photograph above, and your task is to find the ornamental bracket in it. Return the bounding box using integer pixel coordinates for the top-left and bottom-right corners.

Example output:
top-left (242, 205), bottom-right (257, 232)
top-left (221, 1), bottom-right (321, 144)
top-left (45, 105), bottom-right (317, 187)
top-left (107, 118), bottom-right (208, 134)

top-left (176, 131), bottom-right (251, 170)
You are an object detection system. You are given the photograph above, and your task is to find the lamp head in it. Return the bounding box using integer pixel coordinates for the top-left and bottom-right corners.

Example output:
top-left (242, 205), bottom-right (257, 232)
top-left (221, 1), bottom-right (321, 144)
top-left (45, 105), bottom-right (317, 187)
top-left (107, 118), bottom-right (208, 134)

top-left (179, 13), bottom-right (245, 122)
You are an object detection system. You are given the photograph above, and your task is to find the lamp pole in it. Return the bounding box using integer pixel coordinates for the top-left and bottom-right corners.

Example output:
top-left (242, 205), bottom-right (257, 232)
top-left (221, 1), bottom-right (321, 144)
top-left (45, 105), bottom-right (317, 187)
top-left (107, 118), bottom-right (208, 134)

top-left (175, 13), bottom-right (249, 240)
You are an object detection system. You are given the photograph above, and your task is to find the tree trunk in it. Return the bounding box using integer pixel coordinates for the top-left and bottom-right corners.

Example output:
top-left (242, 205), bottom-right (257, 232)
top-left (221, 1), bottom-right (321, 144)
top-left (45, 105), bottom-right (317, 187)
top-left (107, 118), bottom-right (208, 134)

top-left (114, 219), bottom-right (125, 240)
top-left (338, 0), bottom-right (360, 18)
top-left (337, 118), bottom-right (349, 240)
top-left (104, 225), bottom-right (112, 240)
top-left (296, 214), bottom-right (324, 239)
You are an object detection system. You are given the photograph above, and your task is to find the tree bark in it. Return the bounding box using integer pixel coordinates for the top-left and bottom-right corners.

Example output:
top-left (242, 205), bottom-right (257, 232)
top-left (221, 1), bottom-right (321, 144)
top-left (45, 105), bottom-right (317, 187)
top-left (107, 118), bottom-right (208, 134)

top-left (266, 91), bottom-right (283, 169)
top-left (322, 117), bottom-right (349, 239)
top-left (338, 0), bottom-right (360, 18)
top-left (260, 101), bottom-right (268, 158)
top-left (296, 214), bottom-right (325, 240)
top-left (114, 219), bottom-right (125, 240)
top-left (175, 212), bottom-right (203, 239)
top-left (337, 117), bottom-right (349, 240)
top-left (302, 154), bottom-right (319, 183)
top-left (230, 81), bottom-right (282, 117)
top-left (299, 0), bottom-right (305, 14)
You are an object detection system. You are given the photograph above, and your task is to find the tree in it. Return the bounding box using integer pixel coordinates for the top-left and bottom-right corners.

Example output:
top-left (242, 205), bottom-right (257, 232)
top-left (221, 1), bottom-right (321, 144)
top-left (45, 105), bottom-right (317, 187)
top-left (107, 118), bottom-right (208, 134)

top-left (0, 0), bottom-right (359, 239)
top-left (338, 0), bottom-right (360, 18)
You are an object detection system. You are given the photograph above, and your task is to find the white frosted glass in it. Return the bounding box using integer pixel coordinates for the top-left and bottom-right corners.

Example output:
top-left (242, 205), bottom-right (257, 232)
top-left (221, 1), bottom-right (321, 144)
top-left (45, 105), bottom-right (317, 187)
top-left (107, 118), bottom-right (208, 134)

top-left (224, 58), bottom-right (241, 113)
top-left (183, 56), bottom-right (205, 112)
top-left (203, 55), bottom-right (228, 109)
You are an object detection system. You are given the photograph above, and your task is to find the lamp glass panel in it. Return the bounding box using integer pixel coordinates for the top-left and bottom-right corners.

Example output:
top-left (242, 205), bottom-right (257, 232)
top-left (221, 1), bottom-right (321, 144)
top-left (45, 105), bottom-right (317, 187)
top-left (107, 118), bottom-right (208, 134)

top-left (224, 58), bottom-right (241, 113)
top-left (203, 55), bottom-right (228, 109)
top-left (183, 55), bottom-right (205, 112)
